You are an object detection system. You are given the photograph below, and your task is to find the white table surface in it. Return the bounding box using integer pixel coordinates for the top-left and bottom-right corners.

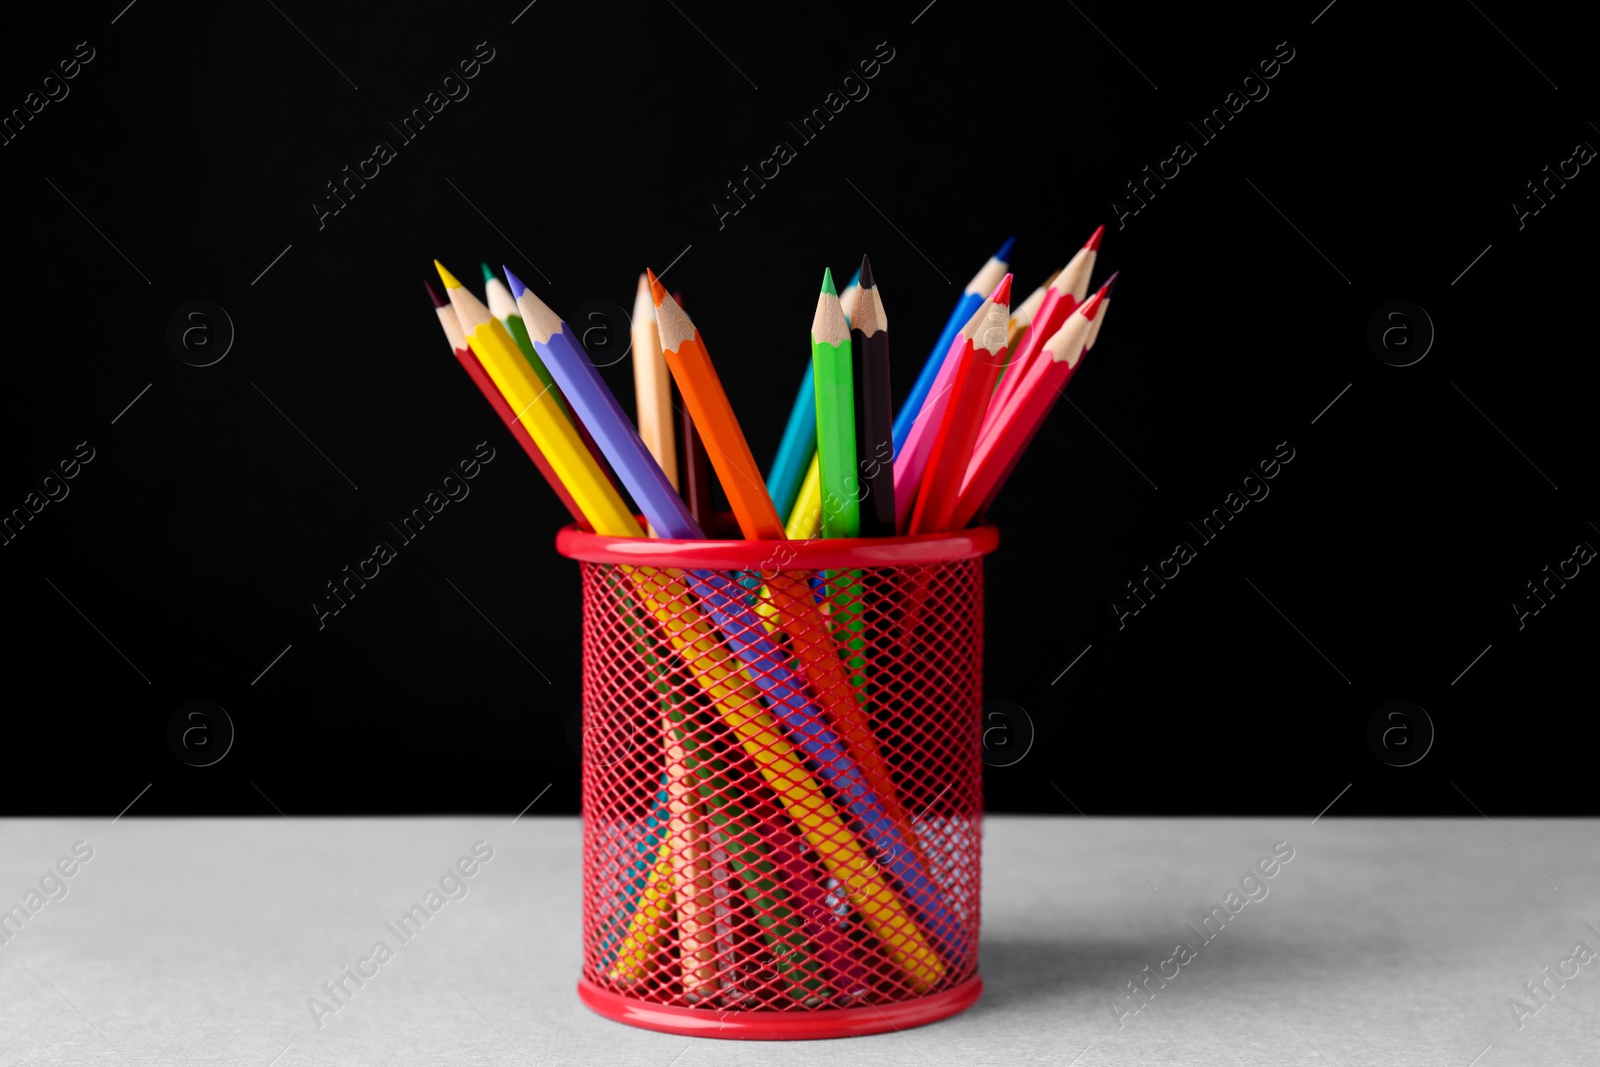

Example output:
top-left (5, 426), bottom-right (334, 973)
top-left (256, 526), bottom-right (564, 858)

top-left (1, 816), bottom-right (1594, 1065)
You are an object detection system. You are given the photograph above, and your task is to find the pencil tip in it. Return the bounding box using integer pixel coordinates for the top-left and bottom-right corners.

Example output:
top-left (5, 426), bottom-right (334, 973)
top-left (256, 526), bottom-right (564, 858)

top-left (858, 254), bottom-right (875, 290)
top-left (845, 264), bottom-right (862, 290)
top-left (1085, 224), bottom-right (1105, 252)
top-left (820, 267), bottom-right (837, 296)
top-left (645, 269), bottom-right (667, 307)
top-left (423, 278), bottom-right (446, 308)
top-left (480, 262), bottom-right (496, 284)
top-left (503, 266), bottom-right (527, 300)
top-left (990, 273), bottom-right (1013, 306)
top-left (994, 235), bottom-right (1016, 262)
top-left (1099, 270), bottom-right (1120, 298)
top-left (433, 260), bottom-right (462, 290)
top-left (1079, 287), bottom-right (1107, 320)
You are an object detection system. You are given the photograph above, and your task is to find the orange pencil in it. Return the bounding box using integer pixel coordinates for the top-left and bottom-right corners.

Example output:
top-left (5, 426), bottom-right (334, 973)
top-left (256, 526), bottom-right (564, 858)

top-left (645, 271), bottom-right (925, 860)
top-left (646, 270), bottom-right (783, 536)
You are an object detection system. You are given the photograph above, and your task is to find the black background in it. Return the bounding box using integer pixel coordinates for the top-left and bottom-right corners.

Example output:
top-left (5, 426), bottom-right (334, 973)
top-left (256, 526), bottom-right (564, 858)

top-left (1, 1), bottom-right (1594, 816)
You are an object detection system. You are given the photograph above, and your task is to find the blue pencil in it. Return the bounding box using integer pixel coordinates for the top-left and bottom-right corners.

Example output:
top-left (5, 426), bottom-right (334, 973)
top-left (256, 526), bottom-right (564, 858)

top-left (506, 268), bottom-right (701, 539)
top-left (891, 237), bottom-right (1013, 456)
top-left (766, 363), bottom-right (817, 521)
top-left (683, 568), bottom-right (966, 962)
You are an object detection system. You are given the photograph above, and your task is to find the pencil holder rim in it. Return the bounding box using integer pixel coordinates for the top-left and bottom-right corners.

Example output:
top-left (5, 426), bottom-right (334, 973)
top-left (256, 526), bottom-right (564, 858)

top-left (554, 521), bottom-right (999, 569)
top-left (576, 975), bottom-right (985, 1040)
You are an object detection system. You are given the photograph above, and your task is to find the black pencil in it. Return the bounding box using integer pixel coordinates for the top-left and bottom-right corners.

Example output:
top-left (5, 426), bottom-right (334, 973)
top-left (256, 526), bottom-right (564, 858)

top-left (849, 255), bottom-right (895, 537)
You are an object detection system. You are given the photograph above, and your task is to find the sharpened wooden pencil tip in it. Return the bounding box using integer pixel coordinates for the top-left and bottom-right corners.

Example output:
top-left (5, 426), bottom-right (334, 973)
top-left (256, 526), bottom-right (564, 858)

top-left (434, 260), bottom-right (462, 290)
top-left (645, 269), bottom-right (666, 307)
top-left (821, 267), bottom-right (837, 296)
top-left (994, 235), bottom-right (1016, 262)
top-left (424, 278), bottom-right (447, 308)
top-left (1099, 270), bottom-right (1119, 298)
top-left (990, 273), bottom-right (1013, 307)
top-left (858, 254), bottom-right (876, 290)
top-left (480, 262), bottom-right (496, 284)
top-left (502, 266), bottom-right (527, 300)
top-left (1079, 288), bottom-right (1107, 320)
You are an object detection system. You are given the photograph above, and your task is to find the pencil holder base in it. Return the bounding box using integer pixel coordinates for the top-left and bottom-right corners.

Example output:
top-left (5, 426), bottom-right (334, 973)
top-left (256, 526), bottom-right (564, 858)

top-left (576, 975), bottom-right (983, 1040)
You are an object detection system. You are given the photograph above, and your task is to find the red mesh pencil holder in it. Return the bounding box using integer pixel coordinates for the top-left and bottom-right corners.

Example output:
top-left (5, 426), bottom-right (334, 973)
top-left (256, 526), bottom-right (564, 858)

top-left (555, 522), bottom-right (998, 1040)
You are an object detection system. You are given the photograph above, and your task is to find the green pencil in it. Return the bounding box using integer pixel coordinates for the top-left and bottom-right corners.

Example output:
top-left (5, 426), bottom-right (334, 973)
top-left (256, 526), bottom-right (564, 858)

top-left (483, 261), bottom-right (572, 420)
top-left (810, 268), bottom-right (858, 538)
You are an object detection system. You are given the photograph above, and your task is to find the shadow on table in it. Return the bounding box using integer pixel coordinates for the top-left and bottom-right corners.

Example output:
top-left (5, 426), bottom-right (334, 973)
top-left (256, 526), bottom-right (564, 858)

top-left (972, 938), bottom-right (1178, 1015)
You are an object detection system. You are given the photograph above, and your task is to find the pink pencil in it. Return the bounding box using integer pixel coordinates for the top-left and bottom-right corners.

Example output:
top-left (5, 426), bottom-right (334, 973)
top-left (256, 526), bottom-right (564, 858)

top-left (892, 275), bottom-right (1012, 532)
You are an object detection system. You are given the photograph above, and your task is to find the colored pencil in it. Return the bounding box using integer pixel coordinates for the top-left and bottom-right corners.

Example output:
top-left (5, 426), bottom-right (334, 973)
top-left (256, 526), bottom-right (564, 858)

top-left (767, 363), bottom-right (817, 522)
top-left (891, 236), bottom-right (1012, 456)
top-left (508, 269), bottom-right (698, 540)
top-left (436, 259), bottom-right (641, 537)
top-left (984, 225), bottom-right (1101, 436)
top-left (482, 262), bottom-right (574, 423)
top-left (624, 563), bottom-right (947, 990)
top-left (838, 264), bottom-right (863, 322)
top-left (483, 261), bottom-right (521, 329)
top-left (849, 256), bottom-right (894, 537)
top-left (646, 268), bottom-right (925, 896)
top-left (514, 268), bottom-right (746, 992)
top-left (772, 266), bottom-right (861, 525)
top-left (647, 272), bottom-right (785, 538)
top-left (426, 280), bottom-right (585, 524)
top-left (1003, 270), bottom-right (1056, 365)
top-left (909, 276), bottom-right (1013, 534)
top-left (531, 269), bottom-right (929, 988)
top-left (892, 275), bottom-right (1012, 532)
top-left (811, 268), bottom-right (858, 539)
top-left (683, 569), bottom-right (965, 964)
top-left (951, 277), bottom-right (1112, 529)
top-left (785, 454), bottom-right (822, 540)
top-left (631, 273), bottom-right (678, 492)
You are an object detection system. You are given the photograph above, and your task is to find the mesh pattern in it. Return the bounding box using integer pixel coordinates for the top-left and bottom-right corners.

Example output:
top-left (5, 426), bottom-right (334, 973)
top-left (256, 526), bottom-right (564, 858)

top-left (577, 556), bottom-right (984, 1013)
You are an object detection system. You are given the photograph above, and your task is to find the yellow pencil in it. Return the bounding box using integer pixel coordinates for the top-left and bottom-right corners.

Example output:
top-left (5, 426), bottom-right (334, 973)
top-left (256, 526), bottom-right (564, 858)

top-left (784, 454), bottom-right (823, 540)
top-left (436, 260), bottom-right (641, 537)
top-left (617, 564), bottom-right (945, 991)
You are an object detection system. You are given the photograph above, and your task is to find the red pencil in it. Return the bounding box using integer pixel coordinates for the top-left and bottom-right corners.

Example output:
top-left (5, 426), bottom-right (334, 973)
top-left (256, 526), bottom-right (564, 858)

top-left (983, 225), bottom-right (1102, 439)
top-left (425, 280), bottom-right (585, 523)
top-left (908, 275), bottom-right (1013, 534)
top-left (951, 276), bottom-right (1114, 528)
